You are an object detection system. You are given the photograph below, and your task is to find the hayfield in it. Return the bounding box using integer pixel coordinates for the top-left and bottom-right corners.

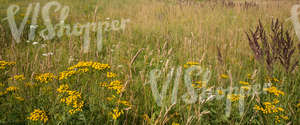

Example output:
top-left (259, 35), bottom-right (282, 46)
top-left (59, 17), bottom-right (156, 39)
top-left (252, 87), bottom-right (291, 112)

top-left (0, 0), bottom-right (299, 124)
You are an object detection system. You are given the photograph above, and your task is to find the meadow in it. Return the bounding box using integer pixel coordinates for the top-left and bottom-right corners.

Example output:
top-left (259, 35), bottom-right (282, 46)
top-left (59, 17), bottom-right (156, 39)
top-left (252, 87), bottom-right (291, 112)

top-left (0, 0), bottom-right (300, 124)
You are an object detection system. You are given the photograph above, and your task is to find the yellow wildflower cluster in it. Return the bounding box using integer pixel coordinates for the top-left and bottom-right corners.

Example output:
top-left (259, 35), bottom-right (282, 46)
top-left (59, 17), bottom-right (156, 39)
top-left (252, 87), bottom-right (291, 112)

top-left (254, 99), bottom-right (288, 123)
top-left (106, 95), bottom-right (131, 107)
top-left (100, 76), bottom-right (130, 120)
top-left (107, 72), bottom-right (117, 78)
top-left (272, 98), bottom-right (279, 104)
top-left (264, 86), bottom-right (284, 97)
top-left (254, 102), bottom-right (284, 114)
top-left (27, 109), bottom-right (48, 123)
top-left (59, 70), bottom-right (77, 80)
top-left (68, 61), bottom-right (110, 71)
top-left (117, 100), bottom-right (132, 107)
top-left (100, 80), bottom-right (123, 94)
top-left (57, 84), bottom-right (69, 93)
top-left (59, 68), bottom-right (89, 80)
top-left (265, 77), bottom-right (281, 83)
top-left (6, 86), bottom-right (19, 92)
top-left (0, 61), bottom-right (15, 70)
top-left (35, 73), bottom-right (57, 83)
top-left (227, 94), bottom-right (242, 102)
top-left (183, 61), bottom-right (199, 68)
top-left (10, 75), bottom-right (25, 81)
top-left (0, 85), bottom-right (14, 96)
top-left (275, 115), bottom-right (289, 123)
top-left (57, 84), bottom-right (84, 115)
top-left (111, 108), bottom-right (124, 120)
top-left (59, 61), bottom-right (109, 80)
top-left (106, 95), bottom-right (131, 120)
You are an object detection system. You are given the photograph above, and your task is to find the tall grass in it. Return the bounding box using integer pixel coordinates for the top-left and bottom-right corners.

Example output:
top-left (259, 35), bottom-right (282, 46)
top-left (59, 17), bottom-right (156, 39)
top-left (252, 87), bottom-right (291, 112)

top-left (0, 0), bottom-right (299, 124)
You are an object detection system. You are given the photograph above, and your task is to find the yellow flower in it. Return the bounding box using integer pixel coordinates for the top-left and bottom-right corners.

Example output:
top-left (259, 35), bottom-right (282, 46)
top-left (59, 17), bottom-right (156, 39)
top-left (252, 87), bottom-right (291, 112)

top-left (10, 74), bottom-right (25, 81)
top-left (241, 86), bottom-right (251, 91)
top-left (117, 100), bottom-right (131, 107)
top-left (255, 101), bottom-right (285, 114)
top-left (264, 86), bottom-right (284, 97)
top-left (280, 115), bottom-right (288, 120)
top-left (111, 108), bottom-right (124, 120)
top-left (247, 74), bottom-right (252, 79)
top-left (0, 91), bottom-right (7, 96)
top-left (272, 99), bottom-right (279, 104)
top-left (277, 107), bottom-right (284, 112)
top-left (265, 77), bottom-right (281, 84)
top-left (192, 81), bottom-right (206, 89)
top-left (100, 80), bottom-right (123, 94)
top-left (217, 90), bottom-right (223, 95)
top-left (78, 68), bottom-right (89, 73)
top-left (0, 61), bottom-right (15, 70)
top-left (107, 72), bottom-right (117, 78)
top-left (172, 122), bottom-right (180, 125)
top-left (183, 61), bottom-right (199, 68)
top-left (58, 88), bottom-right (84, 115)
top-left (275, 116), bottom-right (280, 123)
top-left (227, 94), bottom-right (242, 102)
top-left (192, 84), bottom-right (202, 89)
top-left (27, 109), bottom-right (48, 123)
top-left (68, 61), bottom-right (110, 71)
top-left (60, 62), bottom-right (109, 80)
top-left (253, 105), bottom-right (261, 111)
top-left (15, 96), bottom-right (24, 101)
top-left (220, 74), bottom-right (228, 79)
top-left (273, 78), bottom-right (279, 83)
top-left (57, 84), bottom-right (69, 93)
top-left (0, 83), bottom-right (4, 87)
top-left (35, 73), bottom-right (56, 83)
top-left (59, 70), bottom-right (77, 80)
top-left (6, 86), bottom-right (19, 92)
top-left (107, 95), bottom-right (116, 101)
top-left (239, 81), bottom-right (249, 85)
top-left (143, 114), bottom-right (150, 121)
top-left (297, 102), bottom-right (300, 108)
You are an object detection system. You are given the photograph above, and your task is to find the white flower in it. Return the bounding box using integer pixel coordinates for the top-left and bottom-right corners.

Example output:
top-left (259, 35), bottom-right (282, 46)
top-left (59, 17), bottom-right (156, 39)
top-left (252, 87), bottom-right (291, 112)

top-left (106, 17), bottom-right (110, 20)
top-left (26, 40), bottom-right (30, 43)
top-left (32, 42), bottom-right (39, 45)
top-left (30, 24), bottom-right (38, 29)
top-left (42, 52), bottom-right (53, 57)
